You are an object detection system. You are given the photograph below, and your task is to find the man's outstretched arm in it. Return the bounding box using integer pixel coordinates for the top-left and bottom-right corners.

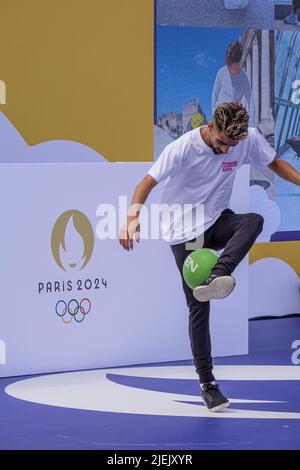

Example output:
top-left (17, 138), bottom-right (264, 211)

top-left (118, 174), bottom-right (157, 251)
top-left (268, 157), bottom-right (300, 186)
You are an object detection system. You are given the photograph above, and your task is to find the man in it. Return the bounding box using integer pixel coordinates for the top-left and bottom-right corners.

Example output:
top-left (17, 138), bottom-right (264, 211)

top-left (212, 41), bottom-right (255, 127)
top-left (119, 102), bottom-right (300, 412)
top-left (283, 0), bottom-right (300, 25)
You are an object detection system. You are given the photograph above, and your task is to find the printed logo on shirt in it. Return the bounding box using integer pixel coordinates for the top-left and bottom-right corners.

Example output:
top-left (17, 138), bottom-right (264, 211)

top-left (222, 161), bottom-right (238, 172)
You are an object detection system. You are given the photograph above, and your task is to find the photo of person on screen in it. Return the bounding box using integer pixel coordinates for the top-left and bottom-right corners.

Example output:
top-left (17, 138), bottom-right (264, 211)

top-left (212, 41), bottom-right (255, 127)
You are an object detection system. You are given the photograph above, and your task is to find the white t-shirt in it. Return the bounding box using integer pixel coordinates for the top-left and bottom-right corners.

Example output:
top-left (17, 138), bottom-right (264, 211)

top-left (147, 126), bottom-right (276, 245)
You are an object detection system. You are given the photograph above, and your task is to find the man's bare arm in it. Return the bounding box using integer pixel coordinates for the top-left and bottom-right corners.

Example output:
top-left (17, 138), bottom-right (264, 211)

top-left (268, 157), bottom-right (300, 186)
top-left (119, 174), bottom-right (158, 251)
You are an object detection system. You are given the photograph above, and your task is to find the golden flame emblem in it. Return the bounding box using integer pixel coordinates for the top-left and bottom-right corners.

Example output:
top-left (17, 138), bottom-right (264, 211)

top-left (51, 210), bottom-right (94, 271)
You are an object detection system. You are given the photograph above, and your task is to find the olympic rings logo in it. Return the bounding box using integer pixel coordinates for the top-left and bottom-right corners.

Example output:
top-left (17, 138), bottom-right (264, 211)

top-left (55, 298), bottom-right (91, 324)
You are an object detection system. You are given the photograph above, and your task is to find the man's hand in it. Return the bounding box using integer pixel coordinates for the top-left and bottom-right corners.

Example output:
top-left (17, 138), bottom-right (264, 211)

top-left (119, 215), bottom-right (141, 251)
top-left (118, 175), bottom-right (157, 252)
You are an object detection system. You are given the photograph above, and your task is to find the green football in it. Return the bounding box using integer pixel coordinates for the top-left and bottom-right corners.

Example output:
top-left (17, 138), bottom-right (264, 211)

top-left (183, 248), bottom-right (219, 289)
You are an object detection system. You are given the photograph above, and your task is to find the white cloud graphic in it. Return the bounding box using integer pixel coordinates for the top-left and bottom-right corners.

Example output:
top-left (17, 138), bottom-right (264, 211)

top-left (250, 258), bottom-right (300, 318)
top-left (0, 111), bottom-right (107, 163)
top-left (194, 51), bottom-right (217, 67)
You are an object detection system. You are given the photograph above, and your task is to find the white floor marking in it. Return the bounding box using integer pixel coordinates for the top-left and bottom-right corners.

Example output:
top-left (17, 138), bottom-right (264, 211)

top-left (5, 365), bottom-right (300, 419)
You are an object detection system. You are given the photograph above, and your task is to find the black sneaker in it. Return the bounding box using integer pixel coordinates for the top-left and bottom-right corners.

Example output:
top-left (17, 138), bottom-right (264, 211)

top-left (201, 383), bottom-right (230, 412)
top-left (193, 274), bottom-right (236, 302)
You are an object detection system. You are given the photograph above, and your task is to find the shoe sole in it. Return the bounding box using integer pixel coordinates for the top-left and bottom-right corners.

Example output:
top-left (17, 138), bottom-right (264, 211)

top-left (209, 400), bottom-right (230, 413)
top-left (193, 276), bottom-right (236, 303)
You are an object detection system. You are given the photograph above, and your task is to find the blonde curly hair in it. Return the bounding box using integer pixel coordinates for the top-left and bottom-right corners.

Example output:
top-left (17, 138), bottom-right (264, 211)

top-left (214, 102), bottom-right (249, 140)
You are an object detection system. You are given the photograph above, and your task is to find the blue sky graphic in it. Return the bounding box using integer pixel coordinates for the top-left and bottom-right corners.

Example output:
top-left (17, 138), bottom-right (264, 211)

top-left (156, 26), bottom-right (242, 120)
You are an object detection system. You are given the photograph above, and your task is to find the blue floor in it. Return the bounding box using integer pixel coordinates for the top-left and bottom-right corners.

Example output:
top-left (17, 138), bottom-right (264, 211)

top-left (0, 317), bottom-right (300, 450)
